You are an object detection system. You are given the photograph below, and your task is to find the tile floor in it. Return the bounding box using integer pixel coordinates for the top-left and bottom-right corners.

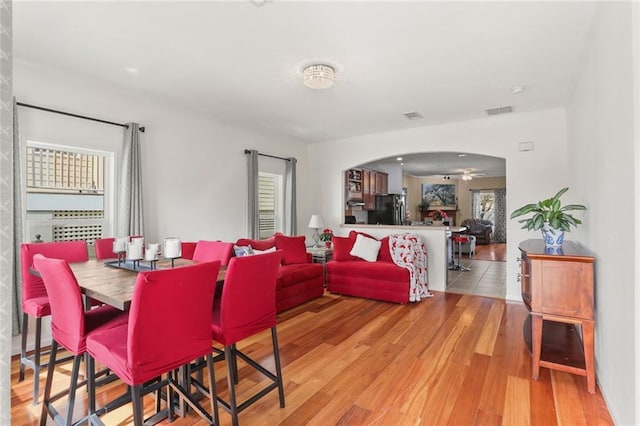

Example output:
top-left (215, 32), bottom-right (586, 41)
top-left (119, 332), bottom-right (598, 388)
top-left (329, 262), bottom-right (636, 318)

top-left (447, 258), bottom-right (506, 298)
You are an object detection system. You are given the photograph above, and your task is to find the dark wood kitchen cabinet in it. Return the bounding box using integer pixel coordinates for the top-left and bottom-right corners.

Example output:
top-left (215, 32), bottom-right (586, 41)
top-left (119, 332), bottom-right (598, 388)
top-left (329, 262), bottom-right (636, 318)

top-left (518, 239), bottom-right (596, 394)
top-left (346, 169), bottom-right (388, 210)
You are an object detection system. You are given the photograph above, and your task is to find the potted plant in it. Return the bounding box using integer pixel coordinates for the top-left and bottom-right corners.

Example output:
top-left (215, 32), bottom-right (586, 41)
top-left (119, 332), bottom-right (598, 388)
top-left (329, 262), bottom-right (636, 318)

top-left (319, 228), bottom-right (333, 248)
top-left (510, 187), bottom-right (586, 247)
top-left (428, 209), bottom-right (448, 225)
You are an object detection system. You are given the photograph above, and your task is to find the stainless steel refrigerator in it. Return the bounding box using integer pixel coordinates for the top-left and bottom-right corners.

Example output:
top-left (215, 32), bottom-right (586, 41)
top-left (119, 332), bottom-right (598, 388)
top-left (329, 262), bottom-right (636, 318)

top-left (367, 194), bottom-right (406, 225)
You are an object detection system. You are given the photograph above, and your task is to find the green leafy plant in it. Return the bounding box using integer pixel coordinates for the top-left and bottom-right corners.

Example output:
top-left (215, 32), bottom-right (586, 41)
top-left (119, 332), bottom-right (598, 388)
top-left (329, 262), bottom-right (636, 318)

top-left (319, 228), bottom-right (333, 242)
top-left (510, 187), bottom-right (586, 231)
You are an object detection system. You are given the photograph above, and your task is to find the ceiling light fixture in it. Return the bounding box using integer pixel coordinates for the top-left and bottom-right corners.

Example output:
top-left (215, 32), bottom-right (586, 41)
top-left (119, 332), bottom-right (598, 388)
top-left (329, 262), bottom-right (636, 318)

top-left (303, 64), bottom-right (335, 90)
top-left (396, 157), bottom-right (403, 161)
top-left (442, 176), bottom-right (451, 181)
top-left (462, 172), bottom-right (473, 181)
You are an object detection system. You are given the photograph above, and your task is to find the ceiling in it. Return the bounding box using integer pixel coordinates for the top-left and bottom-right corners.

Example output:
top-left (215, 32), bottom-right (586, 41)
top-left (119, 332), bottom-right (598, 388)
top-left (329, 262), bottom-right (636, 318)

top-left (361, 152), bottom-right (506, 178)
top-left (13, 1), bottom-right (596, 148)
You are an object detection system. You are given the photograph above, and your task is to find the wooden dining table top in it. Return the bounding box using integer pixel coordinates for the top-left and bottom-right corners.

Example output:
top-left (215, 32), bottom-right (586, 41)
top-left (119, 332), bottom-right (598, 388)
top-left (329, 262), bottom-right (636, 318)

top-left (68, 258), bottom-right (226, 311)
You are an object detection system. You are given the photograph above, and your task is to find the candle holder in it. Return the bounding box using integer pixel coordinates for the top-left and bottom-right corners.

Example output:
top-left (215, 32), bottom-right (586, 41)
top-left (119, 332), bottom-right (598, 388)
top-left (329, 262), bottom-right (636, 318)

top-left (163, 238), bottom-right (182, 268)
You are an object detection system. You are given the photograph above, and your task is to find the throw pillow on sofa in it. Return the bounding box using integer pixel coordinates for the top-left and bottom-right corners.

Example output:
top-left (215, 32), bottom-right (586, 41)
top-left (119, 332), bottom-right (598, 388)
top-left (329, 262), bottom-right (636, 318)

top-left (332, 236), bottom-right (359, 261)
top-left (236, 235), bottom-right (277, 251)
top-left (350, 234), bottom-right (382, 262)
top-left (346, 231), bottom-right (392, 263)
top-left (274, 234), bottom-right (308, 265)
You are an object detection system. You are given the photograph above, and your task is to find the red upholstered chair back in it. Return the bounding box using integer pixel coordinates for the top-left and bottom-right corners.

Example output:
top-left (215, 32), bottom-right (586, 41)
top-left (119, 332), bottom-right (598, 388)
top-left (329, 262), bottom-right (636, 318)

top-left (216, 251), bottom-right (282, 345)
top-left (94, 237), bottom-right (117, 260)
top-left (193, 241), bottom-right (234, 266)
top-left (32, 255), bottom-right (86, 354)
top-left (181, 242), bottom-right (197, 260)
top-left (127, 261), bottom-right (221, 384)
top-left (20, 241), bottom-right (88, 312)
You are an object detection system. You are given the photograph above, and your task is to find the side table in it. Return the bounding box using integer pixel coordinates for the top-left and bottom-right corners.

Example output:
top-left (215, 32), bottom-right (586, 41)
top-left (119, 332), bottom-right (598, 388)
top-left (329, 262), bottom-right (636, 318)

top-left (307, 247), bottom-right (333, 286)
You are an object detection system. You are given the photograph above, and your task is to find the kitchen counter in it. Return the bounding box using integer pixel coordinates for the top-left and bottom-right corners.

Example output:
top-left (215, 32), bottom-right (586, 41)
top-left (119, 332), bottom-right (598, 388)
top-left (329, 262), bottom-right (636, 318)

top-left (339, 224), bottom-right (466, 292)
top-left (341, 224), bottom-right (467, 233)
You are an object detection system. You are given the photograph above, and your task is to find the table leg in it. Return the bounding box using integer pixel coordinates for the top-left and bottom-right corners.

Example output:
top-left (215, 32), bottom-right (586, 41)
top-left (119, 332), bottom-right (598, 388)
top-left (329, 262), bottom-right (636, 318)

top-left (531, 314), bottom-right (543, 381)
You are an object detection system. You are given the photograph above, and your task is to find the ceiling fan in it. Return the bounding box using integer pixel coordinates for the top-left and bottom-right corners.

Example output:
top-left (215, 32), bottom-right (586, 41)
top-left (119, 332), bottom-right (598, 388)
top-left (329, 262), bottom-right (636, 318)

top-left (442, 170), bottom-right (488, 181)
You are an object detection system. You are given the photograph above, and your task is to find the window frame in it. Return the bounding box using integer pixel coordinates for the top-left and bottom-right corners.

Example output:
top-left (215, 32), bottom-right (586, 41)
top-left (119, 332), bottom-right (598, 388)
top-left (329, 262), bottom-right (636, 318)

top-left (23, 140), bottom-right (116, 243)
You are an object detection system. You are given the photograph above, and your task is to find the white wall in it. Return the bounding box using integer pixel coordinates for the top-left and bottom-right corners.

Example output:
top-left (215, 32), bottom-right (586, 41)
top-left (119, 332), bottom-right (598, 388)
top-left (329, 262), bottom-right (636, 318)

top-left (566, 2), bottom-right (637, 424)
top-left (15, 59), bottom-right (312, 244)
top-left (308, 108), bottom-right (570, 303)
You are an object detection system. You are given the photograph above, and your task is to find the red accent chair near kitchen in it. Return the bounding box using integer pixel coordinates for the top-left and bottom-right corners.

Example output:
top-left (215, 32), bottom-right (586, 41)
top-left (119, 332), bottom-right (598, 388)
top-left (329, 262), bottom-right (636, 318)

top-left (193, 240), bottom-right (234, 265)
top-left (211, 251), bottom-right (284, 426)
top-left (19, 240), bottom-right (89, 404)
top-left (94, 237), bottom-right (117, 260)
top-left (86, 261), bottom-right (221, 425)
top-left (33, 254), bottom-right (128, 426)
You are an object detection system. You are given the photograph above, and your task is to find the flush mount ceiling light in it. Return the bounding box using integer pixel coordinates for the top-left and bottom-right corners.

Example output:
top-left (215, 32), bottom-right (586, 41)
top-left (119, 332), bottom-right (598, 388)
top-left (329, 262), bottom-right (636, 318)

top-left (303, 64), bottom-right (335, 90)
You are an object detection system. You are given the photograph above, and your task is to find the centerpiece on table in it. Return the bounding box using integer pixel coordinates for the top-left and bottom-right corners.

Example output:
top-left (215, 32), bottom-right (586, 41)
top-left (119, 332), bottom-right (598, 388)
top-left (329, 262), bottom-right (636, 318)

top-left (510, 187), bottom-right (586, 247)
top-left (428, 209), bottom-right (448, 226)
top-left (319, 228), bottom-right (333, 248)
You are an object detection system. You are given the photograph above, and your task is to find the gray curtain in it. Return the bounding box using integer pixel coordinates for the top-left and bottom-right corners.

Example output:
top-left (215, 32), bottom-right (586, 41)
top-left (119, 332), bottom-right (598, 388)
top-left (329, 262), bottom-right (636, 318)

top-left (117, 123), bottom-right (144, 237)
top-left (11, 98), bottom-right (23, 336)
top-left (1, 5), bottom-right (14, 421)
top-left (246, 150), bottom-right (259, 239)
top-left (493, 188), bottom-right (507, 242)
top-left (284, 157), bottom-right (297, 235)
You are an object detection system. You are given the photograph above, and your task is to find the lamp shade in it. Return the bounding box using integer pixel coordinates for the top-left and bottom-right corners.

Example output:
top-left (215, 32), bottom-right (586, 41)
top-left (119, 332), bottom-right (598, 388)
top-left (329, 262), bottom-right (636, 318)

top-left (308, 214), bottom-right (324, 229)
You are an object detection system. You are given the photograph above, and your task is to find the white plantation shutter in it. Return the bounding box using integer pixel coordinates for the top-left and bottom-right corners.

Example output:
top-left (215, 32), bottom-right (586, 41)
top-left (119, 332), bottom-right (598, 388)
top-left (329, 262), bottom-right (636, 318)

top-left (258, 174), bottom-right (277, 238)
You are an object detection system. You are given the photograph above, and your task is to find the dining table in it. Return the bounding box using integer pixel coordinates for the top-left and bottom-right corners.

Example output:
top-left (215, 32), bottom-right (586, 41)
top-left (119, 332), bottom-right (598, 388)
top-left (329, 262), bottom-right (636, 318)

top-left (68, 258), bottom-right (227, 311)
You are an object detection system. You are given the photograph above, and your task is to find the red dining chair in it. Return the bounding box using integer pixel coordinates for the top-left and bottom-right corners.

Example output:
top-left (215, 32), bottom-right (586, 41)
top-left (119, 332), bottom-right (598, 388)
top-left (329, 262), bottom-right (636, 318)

top-left (94, 237), bottom-right (117, 260)
top-left (19, 240), bottom-right (89, 404)
top-left (181, 241), bottom-right (198, 260)
top-left (33, 254), bottom-right (128, 426)
top-left (211, 250), bottom-right (284, 426)
top-left (86, 261), bottom-right (221, 425)
top-left (193, 240), bottom-right (234, 265)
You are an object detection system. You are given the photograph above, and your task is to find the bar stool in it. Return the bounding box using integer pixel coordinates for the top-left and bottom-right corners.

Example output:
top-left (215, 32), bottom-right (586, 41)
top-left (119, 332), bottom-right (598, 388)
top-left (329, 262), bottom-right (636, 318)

top-left (450, 234), bottom-right (471, 271)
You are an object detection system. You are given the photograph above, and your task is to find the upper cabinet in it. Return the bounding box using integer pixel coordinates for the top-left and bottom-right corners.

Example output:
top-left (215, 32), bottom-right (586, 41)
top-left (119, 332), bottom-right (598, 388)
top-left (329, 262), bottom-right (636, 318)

top-left (345, 168), bottom-right (388, 210)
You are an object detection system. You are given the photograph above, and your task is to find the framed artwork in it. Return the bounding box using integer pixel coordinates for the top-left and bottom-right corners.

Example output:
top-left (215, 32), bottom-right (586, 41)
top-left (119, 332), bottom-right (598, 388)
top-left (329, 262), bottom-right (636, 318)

top-left (422, 183), bottom-right (456, 209)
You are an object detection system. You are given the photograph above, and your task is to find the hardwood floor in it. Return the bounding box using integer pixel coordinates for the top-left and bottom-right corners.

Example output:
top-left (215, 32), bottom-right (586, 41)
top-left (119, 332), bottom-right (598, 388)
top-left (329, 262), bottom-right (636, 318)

top-left (473, 243), bottom-right (507, 262)
top-left (11, 292), bottom-right (613, 425)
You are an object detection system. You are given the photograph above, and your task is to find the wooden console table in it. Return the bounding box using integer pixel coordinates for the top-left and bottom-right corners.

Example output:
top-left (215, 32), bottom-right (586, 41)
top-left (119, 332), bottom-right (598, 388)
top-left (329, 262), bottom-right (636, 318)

top-left (518, 239), bottom-right (595, 394)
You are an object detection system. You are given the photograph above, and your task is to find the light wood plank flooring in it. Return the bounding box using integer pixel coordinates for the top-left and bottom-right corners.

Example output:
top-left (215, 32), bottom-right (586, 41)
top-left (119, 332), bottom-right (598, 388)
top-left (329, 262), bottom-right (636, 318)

top-left (11, 292), bottom-right (613, 425)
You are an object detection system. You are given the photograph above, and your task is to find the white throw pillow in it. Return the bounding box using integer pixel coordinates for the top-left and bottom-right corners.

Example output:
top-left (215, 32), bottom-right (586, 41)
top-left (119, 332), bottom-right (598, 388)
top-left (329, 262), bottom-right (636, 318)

top-left (349, 234), bottom-right (381, 262)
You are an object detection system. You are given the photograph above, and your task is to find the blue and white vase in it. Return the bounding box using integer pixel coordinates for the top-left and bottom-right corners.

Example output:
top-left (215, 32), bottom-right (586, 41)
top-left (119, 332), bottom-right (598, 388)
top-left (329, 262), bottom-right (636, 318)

top-left (541, 223), bottom-right (565, 247)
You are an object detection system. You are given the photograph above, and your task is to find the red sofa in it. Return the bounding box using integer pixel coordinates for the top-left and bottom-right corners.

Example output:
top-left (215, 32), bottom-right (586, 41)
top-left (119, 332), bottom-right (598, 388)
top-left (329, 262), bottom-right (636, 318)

top-left (326, 231), bottom-right (410, 304)
top-left (235, 234), bottom-right (324, 313)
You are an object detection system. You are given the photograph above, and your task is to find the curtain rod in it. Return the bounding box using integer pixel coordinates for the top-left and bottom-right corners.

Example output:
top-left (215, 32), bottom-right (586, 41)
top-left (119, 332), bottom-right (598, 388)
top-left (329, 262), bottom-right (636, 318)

top-left (244, 149), bottom-right (292, 161)
top-left (17, 102), bottom-right (145, 133)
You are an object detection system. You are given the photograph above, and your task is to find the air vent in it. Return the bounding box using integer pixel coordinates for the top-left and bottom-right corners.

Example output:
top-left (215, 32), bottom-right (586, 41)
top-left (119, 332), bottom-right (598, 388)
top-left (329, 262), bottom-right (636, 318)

top-left (403, 111), bottom-right (424, 120)
top-left (485, 105), bottom-right (513, 116)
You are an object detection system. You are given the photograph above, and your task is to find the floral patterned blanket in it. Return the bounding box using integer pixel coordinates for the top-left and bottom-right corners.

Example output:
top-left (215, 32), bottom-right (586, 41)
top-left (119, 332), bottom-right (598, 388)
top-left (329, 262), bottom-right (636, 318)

top-left (389, 233), bottom-right (432, 302)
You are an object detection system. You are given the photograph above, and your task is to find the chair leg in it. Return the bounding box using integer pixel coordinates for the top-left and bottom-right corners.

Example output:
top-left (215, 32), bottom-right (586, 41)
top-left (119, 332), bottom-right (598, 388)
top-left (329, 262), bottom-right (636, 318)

top-left (65, 355), bottom-right (82, 426)
top-left (33, 316), bottom-right (43, 404)
top-left (206, 353), bottom-right (219, 426)
top-left (231, 343), bottom-right (239, 385)
top-left (131, 384), bottom-right (144, 426)
top-left (19, 312), bottom-right (29, 382)
top-left (271, 327), bottom-right (285, 408)
top-left (87, 355), bottom-right (96, 418)
top-left (224, 345), bottom-right (239, 426)
top-left (39, 340), bottom-right (58, 426)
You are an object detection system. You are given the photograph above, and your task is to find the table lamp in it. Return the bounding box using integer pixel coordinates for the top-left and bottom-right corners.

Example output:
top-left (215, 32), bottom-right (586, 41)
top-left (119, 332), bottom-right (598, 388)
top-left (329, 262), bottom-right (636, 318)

top-left (308, 214), bottom-right (324, 248)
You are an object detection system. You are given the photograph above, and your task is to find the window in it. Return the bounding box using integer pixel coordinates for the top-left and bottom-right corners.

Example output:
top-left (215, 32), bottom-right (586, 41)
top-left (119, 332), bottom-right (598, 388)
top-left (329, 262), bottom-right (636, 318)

top-left (471, 190), bottom-right (495, 222)
top-left (258, 173), bottom-right (283, 239)
top-left (25, 142), bottom-right (114, 247)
